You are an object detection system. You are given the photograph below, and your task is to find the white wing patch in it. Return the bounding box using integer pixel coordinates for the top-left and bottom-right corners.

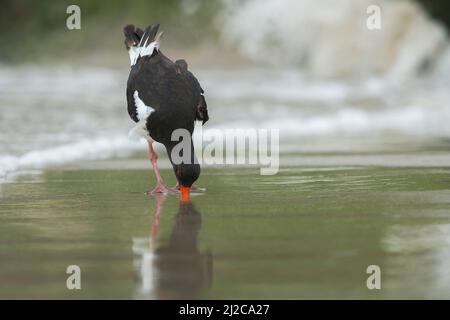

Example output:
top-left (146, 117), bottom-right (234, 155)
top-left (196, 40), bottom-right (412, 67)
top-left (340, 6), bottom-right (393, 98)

top-left (133, 90), bottom-right (154, 121)
top-left (128, 90), bottom-right (155, 141)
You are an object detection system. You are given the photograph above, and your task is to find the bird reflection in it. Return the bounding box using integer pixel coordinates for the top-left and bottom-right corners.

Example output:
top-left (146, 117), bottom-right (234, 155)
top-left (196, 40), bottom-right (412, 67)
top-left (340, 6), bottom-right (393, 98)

top-left (132, 195), bottom-right (212, 299)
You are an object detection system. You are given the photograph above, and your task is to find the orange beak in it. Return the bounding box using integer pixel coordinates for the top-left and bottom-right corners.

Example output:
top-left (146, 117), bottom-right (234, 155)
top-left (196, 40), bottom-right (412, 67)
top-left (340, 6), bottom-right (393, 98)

top-left (180, 186), bottom-right (191, 203)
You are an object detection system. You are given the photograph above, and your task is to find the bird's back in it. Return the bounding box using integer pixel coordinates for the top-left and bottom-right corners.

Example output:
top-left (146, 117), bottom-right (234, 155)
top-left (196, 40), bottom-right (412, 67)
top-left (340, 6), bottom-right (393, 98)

top-left (127, 53), bottom-right (200, 121)
top-left (124, 24), bottom-right (208, 145)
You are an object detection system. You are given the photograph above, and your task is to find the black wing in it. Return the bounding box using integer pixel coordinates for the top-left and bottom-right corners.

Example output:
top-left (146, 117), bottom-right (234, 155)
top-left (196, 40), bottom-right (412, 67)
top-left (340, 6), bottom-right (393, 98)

top-left (176, 59), bottom-right (209, 125)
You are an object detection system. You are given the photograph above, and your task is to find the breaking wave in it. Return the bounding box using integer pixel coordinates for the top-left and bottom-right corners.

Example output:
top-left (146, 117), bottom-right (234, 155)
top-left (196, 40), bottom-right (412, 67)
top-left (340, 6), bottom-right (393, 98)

top-left (218, 0), bottom-right (450, 79)
top-left (0, 137), bottom-right (143, 182)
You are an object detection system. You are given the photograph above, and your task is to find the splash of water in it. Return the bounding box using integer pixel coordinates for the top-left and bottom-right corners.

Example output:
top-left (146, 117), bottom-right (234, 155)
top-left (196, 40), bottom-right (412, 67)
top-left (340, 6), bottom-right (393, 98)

top-left (217, 0), bottom-right (449, 79)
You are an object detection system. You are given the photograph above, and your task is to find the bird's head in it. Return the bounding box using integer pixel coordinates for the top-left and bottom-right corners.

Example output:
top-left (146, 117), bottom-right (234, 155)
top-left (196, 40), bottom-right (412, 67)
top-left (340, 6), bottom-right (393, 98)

top-left (173, 163), bottom-right (200, 202)
top-left (165, 133), bottom-right (200, 202)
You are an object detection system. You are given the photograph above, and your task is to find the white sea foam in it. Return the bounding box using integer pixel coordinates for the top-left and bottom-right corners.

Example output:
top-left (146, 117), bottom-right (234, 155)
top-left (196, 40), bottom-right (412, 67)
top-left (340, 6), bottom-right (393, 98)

top-left (218, 0), bottom-right (448, 79)
top-left (0, 136), bottom-right (143, 183)
top-left (254, 106), bottom-right (450, 137)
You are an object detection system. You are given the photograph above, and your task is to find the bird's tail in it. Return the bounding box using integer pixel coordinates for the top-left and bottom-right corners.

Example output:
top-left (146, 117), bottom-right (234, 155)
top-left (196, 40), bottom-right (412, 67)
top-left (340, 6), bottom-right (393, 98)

top-left (139, 24), bottom-right (163, 48)
top-left (123, 23), bottom-right (163, 65)
top-left (123, 24), bottom-right (163, 49)
top-left (123, 24), bottom-right (143, 49)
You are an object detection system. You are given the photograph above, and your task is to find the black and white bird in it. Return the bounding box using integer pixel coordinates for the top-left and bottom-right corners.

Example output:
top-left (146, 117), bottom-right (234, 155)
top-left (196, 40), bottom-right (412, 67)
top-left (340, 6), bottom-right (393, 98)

top-left (123, 23), bottom-right (209, 201)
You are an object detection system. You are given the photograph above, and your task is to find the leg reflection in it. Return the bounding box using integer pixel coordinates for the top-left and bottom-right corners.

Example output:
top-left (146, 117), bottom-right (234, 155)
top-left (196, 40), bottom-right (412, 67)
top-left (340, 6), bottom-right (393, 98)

top-left (133, 196), bottom-right (212, 299)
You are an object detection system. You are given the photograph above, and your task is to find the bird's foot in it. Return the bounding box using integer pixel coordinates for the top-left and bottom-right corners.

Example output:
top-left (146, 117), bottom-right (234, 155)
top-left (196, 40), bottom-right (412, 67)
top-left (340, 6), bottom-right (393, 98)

top-left (146, 182), bottom-right (178, 195)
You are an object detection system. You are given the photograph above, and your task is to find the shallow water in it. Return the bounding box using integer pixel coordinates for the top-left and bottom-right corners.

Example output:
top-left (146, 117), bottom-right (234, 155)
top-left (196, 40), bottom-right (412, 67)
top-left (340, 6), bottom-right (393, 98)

top-left (1, 165), bottom-right (449, 299)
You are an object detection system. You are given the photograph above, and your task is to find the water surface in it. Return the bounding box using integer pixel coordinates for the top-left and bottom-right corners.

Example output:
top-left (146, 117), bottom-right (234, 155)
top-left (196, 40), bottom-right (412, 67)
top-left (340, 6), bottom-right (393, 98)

top-left (1, 165), bottom-right (449, 299)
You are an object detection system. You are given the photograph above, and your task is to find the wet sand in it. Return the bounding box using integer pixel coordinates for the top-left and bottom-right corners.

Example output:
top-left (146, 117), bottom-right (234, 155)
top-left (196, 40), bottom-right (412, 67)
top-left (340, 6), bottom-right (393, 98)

top-left (62, 151), bottom-right (450, 171)
top-left (1, 158), bottom-right (450, 299)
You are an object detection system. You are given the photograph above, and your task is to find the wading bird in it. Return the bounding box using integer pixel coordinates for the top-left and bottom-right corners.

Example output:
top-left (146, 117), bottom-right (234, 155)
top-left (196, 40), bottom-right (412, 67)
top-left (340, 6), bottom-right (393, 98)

top-left (123, 23), bottom-right (209, 201)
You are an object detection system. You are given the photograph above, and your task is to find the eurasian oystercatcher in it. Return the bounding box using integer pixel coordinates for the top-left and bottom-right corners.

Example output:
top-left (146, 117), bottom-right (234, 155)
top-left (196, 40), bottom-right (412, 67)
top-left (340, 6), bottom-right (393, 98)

top-left (123, 23), bottom-right (209, 201)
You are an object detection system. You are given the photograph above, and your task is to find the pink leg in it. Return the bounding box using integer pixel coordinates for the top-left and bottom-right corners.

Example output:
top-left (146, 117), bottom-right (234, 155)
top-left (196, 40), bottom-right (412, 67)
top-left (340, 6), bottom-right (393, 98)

top-left (147, 141), bottom-right (176, 195)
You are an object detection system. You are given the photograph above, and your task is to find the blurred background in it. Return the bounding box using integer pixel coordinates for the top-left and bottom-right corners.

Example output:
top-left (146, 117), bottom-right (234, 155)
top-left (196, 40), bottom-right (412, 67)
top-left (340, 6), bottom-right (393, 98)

top-left (0, 0), bottom-right (449, 180)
